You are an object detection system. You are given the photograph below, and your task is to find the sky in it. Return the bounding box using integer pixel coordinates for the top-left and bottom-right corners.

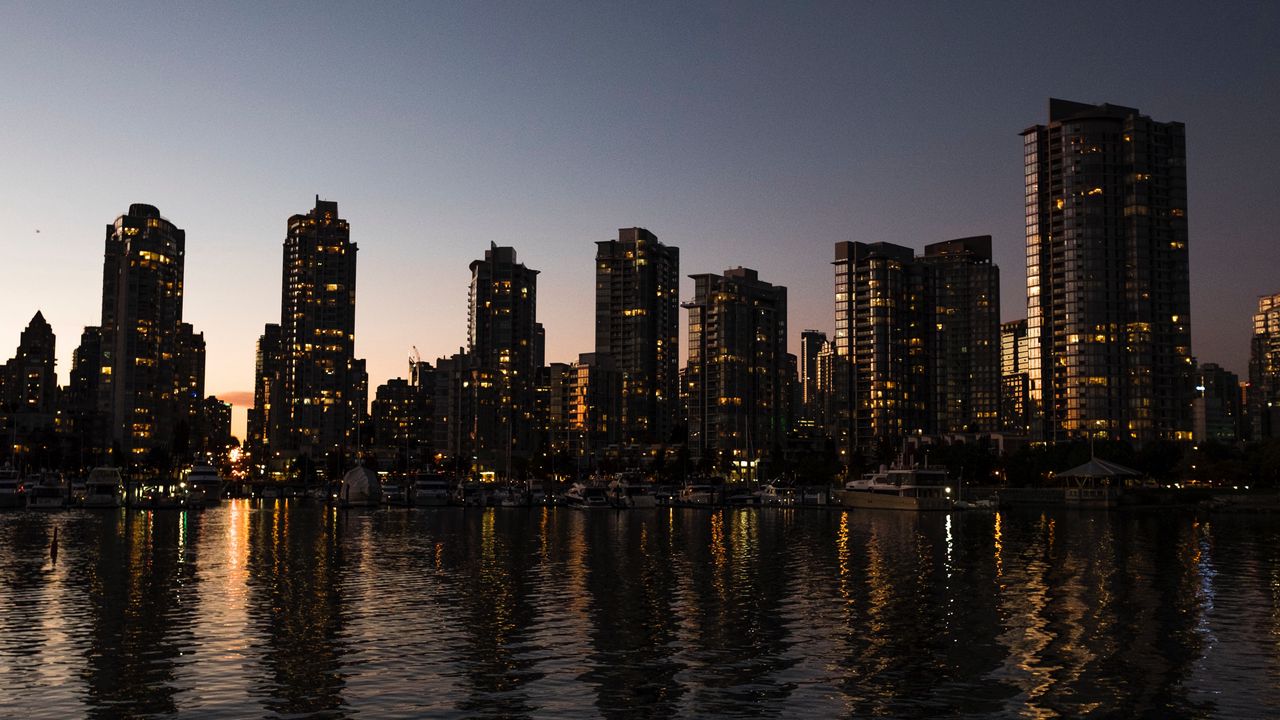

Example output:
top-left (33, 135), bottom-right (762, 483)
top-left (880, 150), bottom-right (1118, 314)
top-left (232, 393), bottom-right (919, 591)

top-left (1, 2), bottom-right (1277, 440)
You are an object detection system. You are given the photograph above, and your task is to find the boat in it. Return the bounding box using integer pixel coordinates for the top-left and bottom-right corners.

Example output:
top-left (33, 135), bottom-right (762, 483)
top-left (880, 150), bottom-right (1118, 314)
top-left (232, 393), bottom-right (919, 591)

top-left (726, 486), bottom-right (758, 506)
top-left (834, 466), bottom-right (953, 511)
top-left (82, 467), bottom-right (125, 508)
top-left (411, 474), bottom-right (452, 507)
top-left (0, 467), bottom-right (24, 509)
top-left (753, 483), bottom-right (793, 506)
top-left (452, 482), bottom-right (485, 507)
top-left (185, 465), bottom-right (225, 506)
top-left (678, 484), bottom-right (715, 506)
top-left (335, 465), bottom-right (381, 507)
top-left (383, 479), bottom-right (412, 507)
top-left (136, 481), bottom-right (188, 510)
top-left (25, 473), bottom-right (68, 510)
top-left (608, 478), bottom-right (657, 508)
top-left (563, 482), bottom-right (611, 509)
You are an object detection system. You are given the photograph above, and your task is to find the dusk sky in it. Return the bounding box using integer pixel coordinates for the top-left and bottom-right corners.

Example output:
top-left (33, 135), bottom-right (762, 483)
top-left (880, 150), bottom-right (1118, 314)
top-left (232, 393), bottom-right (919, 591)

top-left (2, 2), bottom-right (1277, 438)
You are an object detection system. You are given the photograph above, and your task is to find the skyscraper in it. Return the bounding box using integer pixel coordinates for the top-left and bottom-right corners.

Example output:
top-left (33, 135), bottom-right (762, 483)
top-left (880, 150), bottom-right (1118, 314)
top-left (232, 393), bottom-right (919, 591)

top-left (594, 228), bottom-right (680, 446)
top-left (1022, 99), bottom-right (1193, 444)
top-left (832, 238), bottom-right (1001, 460)
top-left (684, 267), bottom-right (788, 469)
top-left (272, 197), bottom-right (364, 464)
top-left (798, 329), bottom-right (827, 428)
top-left (468, 243), bottom-right (539, 475)
top-left (1249, 292), bottom-right (1280, 440)
top-left (98, 204), bottom-right (192, 465)
top-left (1, 311), bottom-right (56, 414)
top-left (247, 323), bottom-right (283, 475)
top-left (1000, 319), bottom-right (1031, 434)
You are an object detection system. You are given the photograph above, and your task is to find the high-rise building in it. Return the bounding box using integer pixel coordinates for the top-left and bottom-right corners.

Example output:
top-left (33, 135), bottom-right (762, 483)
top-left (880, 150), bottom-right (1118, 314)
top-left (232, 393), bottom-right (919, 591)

top-left (1193, 363), bottom-right (1243, 444)
top-left (594, 228), bottom-right (680, 446)
top-left (432, 349), bottom-right (470, 469)
top-left (65, 326), bottom-right (106, 463)
top-left (1022, 99), bottom-right (1193, 444)
top-left (1, 311), bottom-right (57, 414)
top-left (98, 204), bottom-right (194, 465)
top-left (272, 197), bottom-right (364, 463)
top-left (920, 237), bottom-right (1001, 434)
top-left (247, 324), bottom-right (283, 475)
top-left (832, 238), bottom-right (1001, 459)
top-left (1000, 319), bottom-right (1031, 434)
top-left (798, 330), bottom-right (827, 428)
top-left (684, 267), bottom-right (788, 469)
top-left (1249, 292), bottom-right (1280, 440)
top-left (371, 376), bottom-right (432, 467)
top-left (173, 322), bottom-right (206, 457)
top-left (468, 243), bottom-right (539, 474)
top-left (567, 352), bottom-right (622, 455)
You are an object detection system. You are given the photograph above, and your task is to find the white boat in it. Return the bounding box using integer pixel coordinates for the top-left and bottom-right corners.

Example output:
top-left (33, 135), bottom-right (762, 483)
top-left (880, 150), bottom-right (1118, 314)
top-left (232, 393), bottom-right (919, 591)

top-left (753, 483), bottom-right (793, 506)
top-left (564, 482), bottom-right (611, 509)
top-left (82, 467), bottom-right (125, 508)
top-left (336, 465), bottom-right (381, 507)
top-left (411, 475), bottom-right (451, 507)
top-left (136, 482), bottom-right (188, 510)
top-left (0, 468), bottom-right (24, 509)
top-left (25, 473), bottom-right (67, 510)
top-left (678, 484), bottom-right (715, 506)
top-left (834, 466), bottom-right (953, 511)
top-left (186, 465), bottom-right (224, 506)
top-left (608, 478), bottom-right (656, 509)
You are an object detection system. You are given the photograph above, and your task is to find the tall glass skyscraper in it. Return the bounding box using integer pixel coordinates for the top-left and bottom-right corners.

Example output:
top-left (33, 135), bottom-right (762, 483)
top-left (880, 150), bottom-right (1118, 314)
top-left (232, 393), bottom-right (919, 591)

top-left (1022, 99), bottom-right (1192, 444)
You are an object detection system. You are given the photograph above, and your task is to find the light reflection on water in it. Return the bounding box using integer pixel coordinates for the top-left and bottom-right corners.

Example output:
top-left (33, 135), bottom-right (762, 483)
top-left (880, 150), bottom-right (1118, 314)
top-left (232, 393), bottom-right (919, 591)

top-left (0, 503), bottom-right (1278, 717)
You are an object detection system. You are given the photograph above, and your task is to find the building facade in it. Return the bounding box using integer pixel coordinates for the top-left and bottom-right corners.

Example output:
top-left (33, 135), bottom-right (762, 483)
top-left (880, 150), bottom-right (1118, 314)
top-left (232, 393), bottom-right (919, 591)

top-left (1022, 99), bottom-right (1193, 444)
top-left (97, 204), bottom-right (195, 466)
top-left (1249, 292), bottom-right (1280, 441)
top-left (270, 197), bottom-right (365, 465)
top-left (1193, 363), bottom-right (1243, 444)
top-left (594, 228), bottom-right (680, 446)
top-left (467, 244), bottom-right (540, 475)
top-left (1000, 319), bottom-right (1031, 434)
top-left (684, 267), bottom-right (788, 470)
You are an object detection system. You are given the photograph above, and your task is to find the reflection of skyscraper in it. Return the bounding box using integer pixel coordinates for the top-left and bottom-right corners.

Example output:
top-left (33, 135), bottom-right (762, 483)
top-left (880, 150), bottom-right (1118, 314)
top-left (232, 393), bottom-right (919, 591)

top-left (269, 198), bottom-right (365, 464)
top-left (468, 244), bottom-right (539, 473)
top-left (594, 228), bottom-right (680, 446)
top-left (1022, 99), bottom-right (1192, 443)
top-left (685, 267), bottom-right (788, 466)
top-left (98, 204), bottom-right (198, 465)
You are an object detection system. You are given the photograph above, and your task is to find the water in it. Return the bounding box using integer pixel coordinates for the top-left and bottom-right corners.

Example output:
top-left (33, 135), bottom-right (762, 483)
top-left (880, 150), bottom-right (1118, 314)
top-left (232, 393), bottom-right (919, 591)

top-left (1, 502), bottom-right (1278, 718)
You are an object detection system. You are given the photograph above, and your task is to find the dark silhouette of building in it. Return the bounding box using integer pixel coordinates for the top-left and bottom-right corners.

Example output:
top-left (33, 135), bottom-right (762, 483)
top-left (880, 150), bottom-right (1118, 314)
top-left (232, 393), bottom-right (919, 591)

top-left (594, 228), bottom-right (680, 446)
top-left (1001, 319), bottom-right (1031, 434)
top-left (1250, 292), bottom-right (1280, 440)
top-left (798, 330), bottom-right (827, 430)
top-left (0, 312), bottom-right (58, 468)
top-left (263, 197), bottom-right (366, 469)
top-left (467, 244), bottom-right (539, 476)
top-left (832, 238), bottom-right (1001, 461)
top-left (1193, 363), bottom-right (1243, 444)
top-left (97, 204), bottom-right (199, 468)
top-left (684, 267), bottom-right (788, 472)
top-left (246, 323), bottom-right (284, 476)
top-left (1022, 99), bottom-right (1193, 444)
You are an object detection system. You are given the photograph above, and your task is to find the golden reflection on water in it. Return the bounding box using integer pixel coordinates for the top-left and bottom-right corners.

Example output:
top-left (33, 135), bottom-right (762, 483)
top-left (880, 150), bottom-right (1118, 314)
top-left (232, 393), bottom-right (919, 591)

top-left (993, 511), bottom-right (1004, 580)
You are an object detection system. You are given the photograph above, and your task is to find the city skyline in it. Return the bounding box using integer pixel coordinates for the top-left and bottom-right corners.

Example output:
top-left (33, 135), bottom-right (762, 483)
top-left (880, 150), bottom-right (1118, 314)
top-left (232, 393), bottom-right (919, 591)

top-left (3, 4), bottom-right (1278, 439)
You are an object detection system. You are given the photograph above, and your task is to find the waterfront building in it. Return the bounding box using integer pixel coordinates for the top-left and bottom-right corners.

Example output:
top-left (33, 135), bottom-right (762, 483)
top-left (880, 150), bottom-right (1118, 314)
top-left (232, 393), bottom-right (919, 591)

top-left (269, 197), bottom-right (365, 465)
top-left (1022, 99), bottom-right (1193, 444)
top-left (431, 349), bottom-right (470, 470)
top-left (174, 322), bottom-right (206, 456)
top-left (1249, 292), bottom-right (1280, 440)
top-left (798, 330), bottom-right (827, 429)
top-left (832, 238), bottom-right (1001, 461)
top-left (97, 204), bottom-right (199, 466)
top-left (1193, 363), bottom-right (1243, 444)
top-left (202, 396), bottom-right (232, 460)
top-left (467, 243), bottom-right (540, 476)
top-left (594, 228), bottom-right (680, 446)
top-left (0, 312), bottom-right (58, 467)
top-left (65, 326), bottom-right (107, 464)
top-left (246, 324), bottom-right (284, 475)
top-left (371, 376), bottom-right (432, 467)
top-left (684, 267), bottom-right (788, 470)
top-left (1000, 319), bottom-right (1031, 434)
top-left (567, 352), bottom-right (622, 458)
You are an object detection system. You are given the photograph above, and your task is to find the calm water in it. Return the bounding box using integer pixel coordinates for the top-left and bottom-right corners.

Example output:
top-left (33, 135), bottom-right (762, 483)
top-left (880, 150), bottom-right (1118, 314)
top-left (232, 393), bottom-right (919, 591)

top-left (1, 502), bottom-right (1278, 718)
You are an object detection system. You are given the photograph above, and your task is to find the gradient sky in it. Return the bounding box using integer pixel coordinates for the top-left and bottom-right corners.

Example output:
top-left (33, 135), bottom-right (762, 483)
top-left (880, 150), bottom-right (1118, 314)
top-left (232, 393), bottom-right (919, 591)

top-left (2, 2), bottom-right (1277, 439)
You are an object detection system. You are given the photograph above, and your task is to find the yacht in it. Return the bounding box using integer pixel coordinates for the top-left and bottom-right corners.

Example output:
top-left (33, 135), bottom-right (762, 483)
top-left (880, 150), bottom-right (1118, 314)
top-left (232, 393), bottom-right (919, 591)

top-left (563, 482), bottom-right (611, 509)
top-left (452, 482), bottom-right (485, 507)
top-left (678, 484), bottom-right (716, 506)
top-left (0, 468), bottom-right (24, 509)
top-left (25, 473), bottom-right (68, 510)
top-left (82, 467), bottom-right (125, 508)
top-left (608, 478), bottom-right (657, 509)
top-left (835, 466), bottom-right (953, 511)
top-left (411, 474), bottom-right (452, 507)
top-left (186, 465), bottom-right (225, 506)
top-left (335, 465), bottom-right (381, 507)
top-left (753, 483), bottom-right (792, 506)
